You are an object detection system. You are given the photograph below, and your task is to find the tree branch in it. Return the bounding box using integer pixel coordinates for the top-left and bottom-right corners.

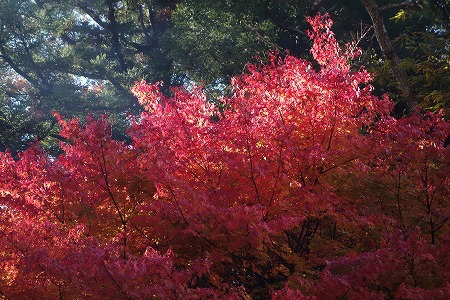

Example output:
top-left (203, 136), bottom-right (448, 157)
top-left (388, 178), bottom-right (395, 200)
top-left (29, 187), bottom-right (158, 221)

top-left (0, 287), bottom-right (11, 300)
top-left (0, 51), bottom-right (50, 95)
top-left (310, 0), bottom-right (327, 15)
top-left (137, 2), bottom-right (153, 41)
top-left (380, 1), bottom-right (423, 11)
top-left (99, 140), bottom-right (126, 228)
top-left (145, 0), bottom-right (158, 35)
top-left (101, 261), bottom-right (131, 299)
top-left (72, 0), bottom-right (109, 29)
top-left (245, 133), bottom-right (262, 205)
top-left (106, 0), bottom-right (128, 73)
top-left (264, 8), bottom-right (308, 38)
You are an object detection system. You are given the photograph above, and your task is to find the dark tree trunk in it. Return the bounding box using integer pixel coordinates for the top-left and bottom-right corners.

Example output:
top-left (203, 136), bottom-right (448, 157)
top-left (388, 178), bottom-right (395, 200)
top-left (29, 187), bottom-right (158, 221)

top-left (361, 0), bottom-right (417, 113)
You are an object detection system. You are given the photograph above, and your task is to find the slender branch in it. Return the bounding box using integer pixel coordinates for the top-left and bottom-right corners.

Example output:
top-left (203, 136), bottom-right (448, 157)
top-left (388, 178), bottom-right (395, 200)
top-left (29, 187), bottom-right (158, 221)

top-left (101, 261), bottom-right (131, 300)
top-left (59, 284), bottom-right (63, 300)
top-left (421, 157), bottom-right (437, 245)
top-left (36, 119), bottom-right (58, 141)
top-left (245, 133), bottom-right (262, 205)
top-left (440, 0), bottom-right (450, 19)
top-left (167, 185), bottom-right (189, 225)
top-left (264, 8), bottom-right (308, 38)
top-left (319, 155), bottom-right (362, 175)
top-left (294, 220), bottom-right (307, 253)
top-left (380, 1), bottom-right (423, 11)
top-left (327, 122), bottom-right (335, 151)
top-left (134, 225), bottom-right (159, 251)
top-left (433, 216), bottom-right (449, 235)
top-left (2, 233), bottom-right (27, 256)
top-left (59, 32), bottom-right (76, 46)
top-left (265, 139), bottom-right (284, 221)
top-left (99, 141), bottom-right (126, 227)
top-left (0, 287), bottom-right (11, 300)
top-left (406, 248), bottom-right (419, 287)
top-left (395, 170), bottom-right (405, 228)
top-left (98, 140), bottom-right (127, 259)
top-left (242, 23), bottom-right (282, 50)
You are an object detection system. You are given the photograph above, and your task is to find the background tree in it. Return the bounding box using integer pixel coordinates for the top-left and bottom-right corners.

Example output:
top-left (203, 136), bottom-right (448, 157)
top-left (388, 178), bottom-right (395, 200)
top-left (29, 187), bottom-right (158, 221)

top-left (167, 0), bottom-right (450, 115)
top-left (358, 0), bottom-right (450, 116)
top-left (0, 0), bottom-right (177, 154)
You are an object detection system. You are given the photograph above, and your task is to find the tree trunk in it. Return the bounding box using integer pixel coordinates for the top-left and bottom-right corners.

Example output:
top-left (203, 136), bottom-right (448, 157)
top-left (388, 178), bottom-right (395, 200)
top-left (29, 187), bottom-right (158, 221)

top-left (361, 0), bottom-right (417, 113)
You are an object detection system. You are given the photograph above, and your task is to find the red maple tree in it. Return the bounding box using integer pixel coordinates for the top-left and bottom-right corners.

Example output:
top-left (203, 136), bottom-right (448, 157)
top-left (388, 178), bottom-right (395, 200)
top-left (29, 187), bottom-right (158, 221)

top-left (0, 14), bottom-right (448, 299)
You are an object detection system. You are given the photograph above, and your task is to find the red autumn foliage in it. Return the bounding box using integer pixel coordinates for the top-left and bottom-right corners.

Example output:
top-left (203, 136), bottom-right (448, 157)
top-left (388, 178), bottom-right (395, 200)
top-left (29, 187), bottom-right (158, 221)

top-left (0, 14), bottom-right (448, 299)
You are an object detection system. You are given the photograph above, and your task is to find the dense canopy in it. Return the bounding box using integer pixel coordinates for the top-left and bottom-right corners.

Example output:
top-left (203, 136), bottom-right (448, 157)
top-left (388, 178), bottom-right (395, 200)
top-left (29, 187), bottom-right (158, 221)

top-left (1, 0), bottom-right (449, 154)
top-left (0, 14), bottom-right (448, 299)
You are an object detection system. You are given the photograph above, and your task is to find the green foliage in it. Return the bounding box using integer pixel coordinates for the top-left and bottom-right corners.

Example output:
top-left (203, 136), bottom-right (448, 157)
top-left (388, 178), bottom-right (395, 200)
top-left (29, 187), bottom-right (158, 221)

top-left (398, 30), bottom-right (450, 115)
top-left (370, 0), bottom-right (450, 115)
top-left (164, 1), bottom-right (277, 84)
top-left (0, 0), bottom-right (176, 154)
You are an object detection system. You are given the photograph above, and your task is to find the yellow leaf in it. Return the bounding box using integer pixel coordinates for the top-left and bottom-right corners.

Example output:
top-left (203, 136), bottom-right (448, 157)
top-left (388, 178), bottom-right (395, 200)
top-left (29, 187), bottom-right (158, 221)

top-left (390, 9), bottom-right (406, 21)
